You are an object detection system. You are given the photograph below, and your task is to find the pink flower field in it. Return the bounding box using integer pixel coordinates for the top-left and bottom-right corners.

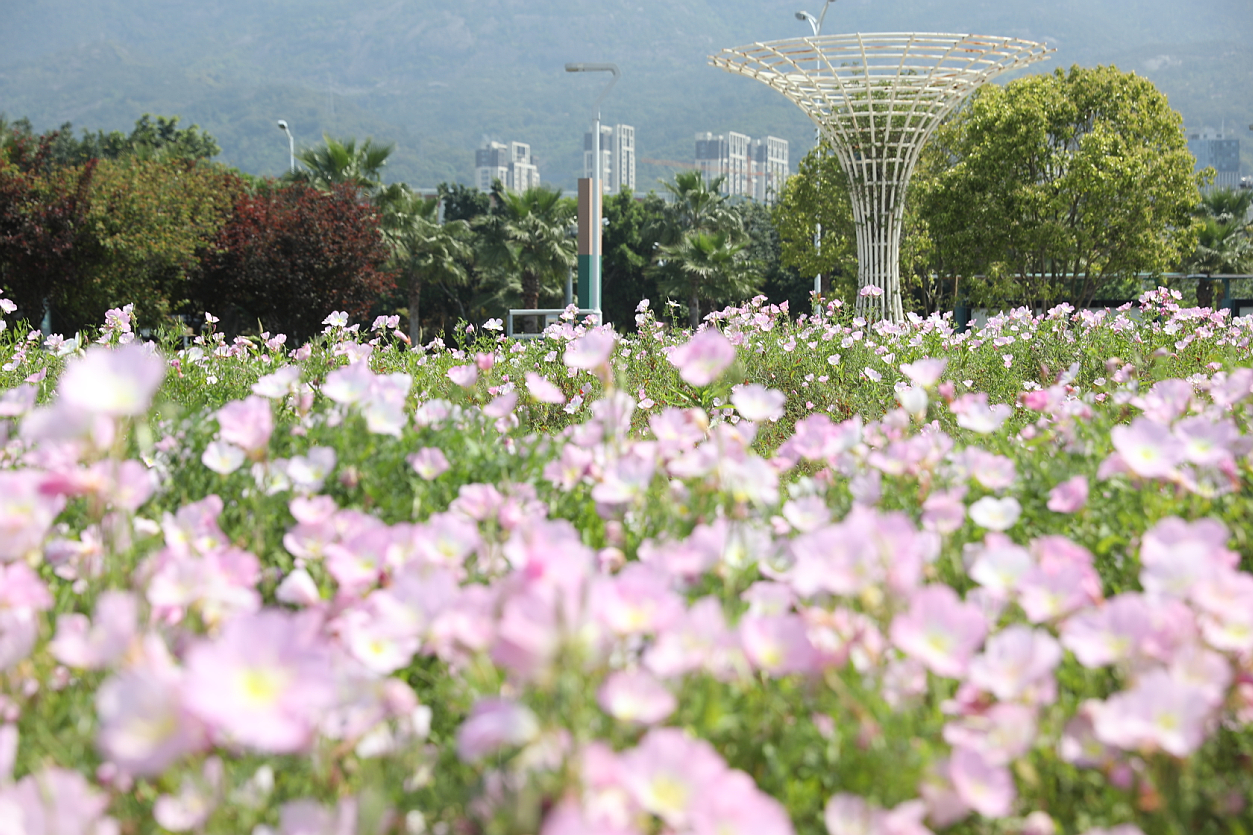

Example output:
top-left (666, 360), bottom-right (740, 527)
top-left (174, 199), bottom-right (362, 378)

top-left (0, 290), bottom-right (1251, 835)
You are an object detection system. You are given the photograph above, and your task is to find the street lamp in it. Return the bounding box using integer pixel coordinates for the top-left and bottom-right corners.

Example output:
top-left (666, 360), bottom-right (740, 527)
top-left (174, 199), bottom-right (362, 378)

top-left (794, 2), bottom-right (837, 300)
top-left (564, 62), bottom-right (620, 315)
top-left (794, 0), bottom-right (837, 36)
top-left (277, 120), bottom-right (295, 175)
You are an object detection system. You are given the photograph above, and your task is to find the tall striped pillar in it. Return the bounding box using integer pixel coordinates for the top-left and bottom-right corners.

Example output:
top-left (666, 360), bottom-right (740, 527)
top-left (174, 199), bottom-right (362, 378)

top-left (577, 178), bottom-right (601, 309)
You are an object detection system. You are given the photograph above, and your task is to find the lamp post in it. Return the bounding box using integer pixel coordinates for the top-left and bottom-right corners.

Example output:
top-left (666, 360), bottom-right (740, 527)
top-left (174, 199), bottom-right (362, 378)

top-left (794, 4), bottom-right (836, 302)
top-left (564, 62), bottom-right (620, 315)
top-left (794, 0), bottom-right (836, 36)
top-left (277, 120), bottom-right (295, 175)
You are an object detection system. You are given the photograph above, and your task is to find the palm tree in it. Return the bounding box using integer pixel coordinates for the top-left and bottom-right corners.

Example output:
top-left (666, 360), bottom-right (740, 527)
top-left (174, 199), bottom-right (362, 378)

top-left (651, 170), bottom-right (742, 247)
top-left (648, 171), bottom-right (753, 325)
top-left (294, 134), bottom-right (393, 196)
top-left (380, 187), bottom-right (474, 344)
top-left (476, 185), bottom-right (576, 332)
top-left (1187, 188), bottom-right (1253, 306)
top-left (650, 230), bottom-right (760, 327)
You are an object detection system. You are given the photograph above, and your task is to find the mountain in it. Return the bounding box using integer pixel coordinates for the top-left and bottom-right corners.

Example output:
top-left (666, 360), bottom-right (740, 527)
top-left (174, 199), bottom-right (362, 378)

top-left (3, 0), bottom-right (1250, 189)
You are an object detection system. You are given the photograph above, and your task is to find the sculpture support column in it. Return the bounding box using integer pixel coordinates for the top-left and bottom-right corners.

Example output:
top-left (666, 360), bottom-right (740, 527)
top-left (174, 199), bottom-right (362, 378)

top-left (711, 33), bottom-right (1052, 321)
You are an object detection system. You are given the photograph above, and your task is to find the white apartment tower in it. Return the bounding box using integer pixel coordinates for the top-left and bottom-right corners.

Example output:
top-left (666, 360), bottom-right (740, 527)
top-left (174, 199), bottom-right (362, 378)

top-left (475, 140), bottom-right (541, 192)
top-left (695, 132), bottom-right (789, 203)
top-left (583, 124), bottom-right (636, 194)
top-left (751, 136), bottom-right (790, 203)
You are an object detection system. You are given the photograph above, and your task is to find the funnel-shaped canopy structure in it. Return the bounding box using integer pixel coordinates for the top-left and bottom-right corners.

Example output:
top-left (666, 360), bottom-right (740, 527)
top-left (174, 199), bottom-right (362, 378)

top-left (711, 34), bottom-right (1052, 320)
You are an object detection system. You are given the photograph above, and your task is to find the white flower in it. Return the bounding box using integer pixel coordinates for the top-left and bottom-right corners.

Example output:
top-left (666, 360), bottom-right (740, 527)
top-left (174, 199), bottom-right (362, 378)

top-left (968, 497), bottom-right (1022, 531)
top-left (201, 441), bottom-right (245, 475)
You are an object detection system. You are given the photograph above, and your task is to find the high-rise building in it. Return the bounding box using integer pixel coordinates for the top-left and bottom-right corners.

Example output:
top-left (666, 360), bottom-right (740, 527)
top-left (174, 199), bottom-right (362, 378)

top-left (475, 140), bottom-right (541, 192)
top-left (751, 136), bottom-right (790, 203)
top-left (1188, 130), bottom-right (1241, 190)
top-left (583, 124), bottom-right (636, 194)
top-left (694, 132), bottom-right (789, 203)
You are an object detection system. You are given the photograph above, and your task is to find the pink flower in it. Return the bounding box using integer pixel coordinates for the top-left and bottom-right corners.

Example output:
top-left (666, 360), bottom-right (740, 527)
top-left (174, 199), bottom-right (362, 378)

top-left (0, 471), bottom-right (66, 562)
top-left (564, 331), bottom-right (617, 370)
top-left (644, 597), bottom-right (736, 679)
top-left (278, 797), bottom-right (360, 835)
top-left (823, 794), bottom-right (931, 835)
top-left (49, 591), bottom-right (137, 670)
top-left (900, 357), bottom-right (948, 388)
top-left (0, 767), bottom-right (113, 835)
top-left (690, 770), bottom-right (795, 835)
top-left (216, 395), bottom-right (273, 454)
top-left (1192, 571), bottom-right (1253, 653)
top-left (1110, 418), bottom-right (1186, 479)
top-left (97, 637), bottom-right (205, 776)
top-left (1139, 516), bottom-right (1236, 599)
top-left (321, 361), bottom-right (375, 404)
top-left (731, 384), bottom-right (786, 422)
top-left (950, 393), bottom-right (1011, 434)
top-left (668, 329), bottom-right (737, 387)
top-left (447, 364), bottom-right (479, 388)
top-left (57, 342), bottom-right (166, 416)
top-left (943, 703), bottom-right (1037, 767)
top-left (619, 728), bottom-right (728, 827)
top-left (739, 613), bottom-right (820, 676)
top-left (597, 669), bottom-right (677, 725)
top-left (251, 365), bottom-right (301, 398)
top-left (182, 610), bottom-right (338, 753)
top-left (407, 447), bottom-right (451, 480)
top-left (1046, 475), bottom-right (1088, 513)
top-left (890, 585), bottom-right (988, 678)
top-left (1060, 593), bottom-right (1152, 668)
top-left (949, 746), bottom-right (1016, 818)
top-left (967, 625), bottom-right (1061, 703)
top-left (526, 372), bottom-right (567, 405)
top-left (590, 563), bottom-right (685, 637)
top-left (153, 757), bottom-right (222, 832)
top-left (1090, 667), bottom-right (1213, 756)
top-left (456, 698), bottom-right (539, 762)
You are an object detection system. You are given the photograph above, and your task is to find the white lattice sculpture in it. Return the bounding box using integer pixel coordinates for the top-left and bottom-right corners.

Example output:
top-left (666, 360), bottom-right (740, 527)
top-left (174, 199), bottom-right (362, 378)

top-left (711, 33), bottom-right (1052, 320)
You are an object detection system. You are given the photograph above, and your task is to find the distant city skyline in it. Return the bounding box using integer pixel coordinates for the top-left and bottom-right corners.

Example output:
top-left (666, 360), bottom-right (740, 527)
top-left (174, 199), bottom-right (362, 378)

top-left (1187, 128), bottom-right (1242, 190)
top-left (583, 124), bottom-right (637, 195)
top-left (695, 131), bottom-right (789, 204)
top-left (474, 140), bottom-right (540, 193)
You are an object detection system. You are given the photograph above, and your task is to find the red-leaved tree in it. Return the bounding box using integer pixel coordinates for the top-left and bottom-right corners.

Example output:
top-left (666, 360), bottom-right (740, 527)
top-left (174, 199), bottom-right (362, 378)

top-left (0, 156), bottom-right (96, 331)
top-left (192, 182), bottom-right (394, 341)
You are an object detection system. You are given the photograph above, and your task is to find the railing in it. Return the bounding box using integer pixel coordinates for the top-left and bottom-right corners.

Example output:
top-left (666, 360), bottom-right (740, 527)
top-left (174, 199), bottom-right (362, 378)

top-left (951, 273), bottom-right (1253, 331)
top-left (505, 308), bottom-right (601, 339)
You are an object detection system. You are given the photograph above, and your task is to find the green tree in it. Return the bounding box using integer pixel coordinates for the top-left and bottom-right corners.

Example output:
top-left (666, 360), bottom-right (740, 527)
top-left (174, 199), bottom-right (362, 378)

top-left (381, 187), bottom-right (474, 344)
top-left (1186, 188), bottom-right (1253, 306)
top-left (647, 171), bottom-right (754, 325)
top-left (915, 64), bottom-right (1202, 310)
top-left (649, 230), bottom-right (759, 328)
top-left (0, 114), bottom-right (219, 172)
top-left (601, 189), bottom-right (667, 331)
top-left (773, 144), bottom-right (859, 308)
top-left (294, 134), bottom-right (393, 196)
top-left (475, 185), bottom-right (576, 332)
top-left (651, 171), bottom-right (741, 246)
top-left (738, 200), bottom-right (805, 316)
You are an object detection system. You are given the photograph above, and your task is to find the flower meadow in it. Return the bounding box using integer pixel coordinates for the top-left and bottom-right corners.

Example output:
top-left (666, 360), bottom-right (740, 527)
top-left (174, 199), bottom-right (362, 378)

top-left (0, 289), bottom-right (1252, 835)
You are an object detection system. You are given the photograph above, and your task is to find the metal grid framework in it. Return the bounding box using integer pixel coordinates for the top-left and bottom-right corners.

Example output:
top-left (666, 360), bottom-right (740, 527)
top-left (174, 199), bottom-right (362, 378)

top-left (710, 33), bottom-right (1052, 320)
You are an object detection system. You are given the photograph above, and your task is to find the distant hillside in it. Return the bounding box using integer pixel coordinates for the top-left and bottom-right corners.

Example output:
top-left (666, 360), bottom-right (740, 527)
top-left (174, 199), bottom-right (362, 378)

top-left (3, 0), bottom-right (1250, 189)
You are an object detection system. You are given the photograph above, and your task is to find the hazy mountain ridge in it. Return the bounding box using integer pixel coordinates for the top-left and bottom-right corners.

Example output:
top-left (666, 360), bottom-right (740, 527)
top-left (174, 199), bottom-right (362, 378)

top-left (3, 0), bottom-right (1250, 188)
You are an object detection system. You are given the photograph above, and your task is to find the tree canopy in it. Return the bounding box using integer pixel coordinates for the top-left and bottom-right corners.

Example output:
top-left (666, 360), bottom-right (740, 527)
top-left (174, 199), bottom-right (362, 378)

top-left (916, 64), bottom-right (1202, 309)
